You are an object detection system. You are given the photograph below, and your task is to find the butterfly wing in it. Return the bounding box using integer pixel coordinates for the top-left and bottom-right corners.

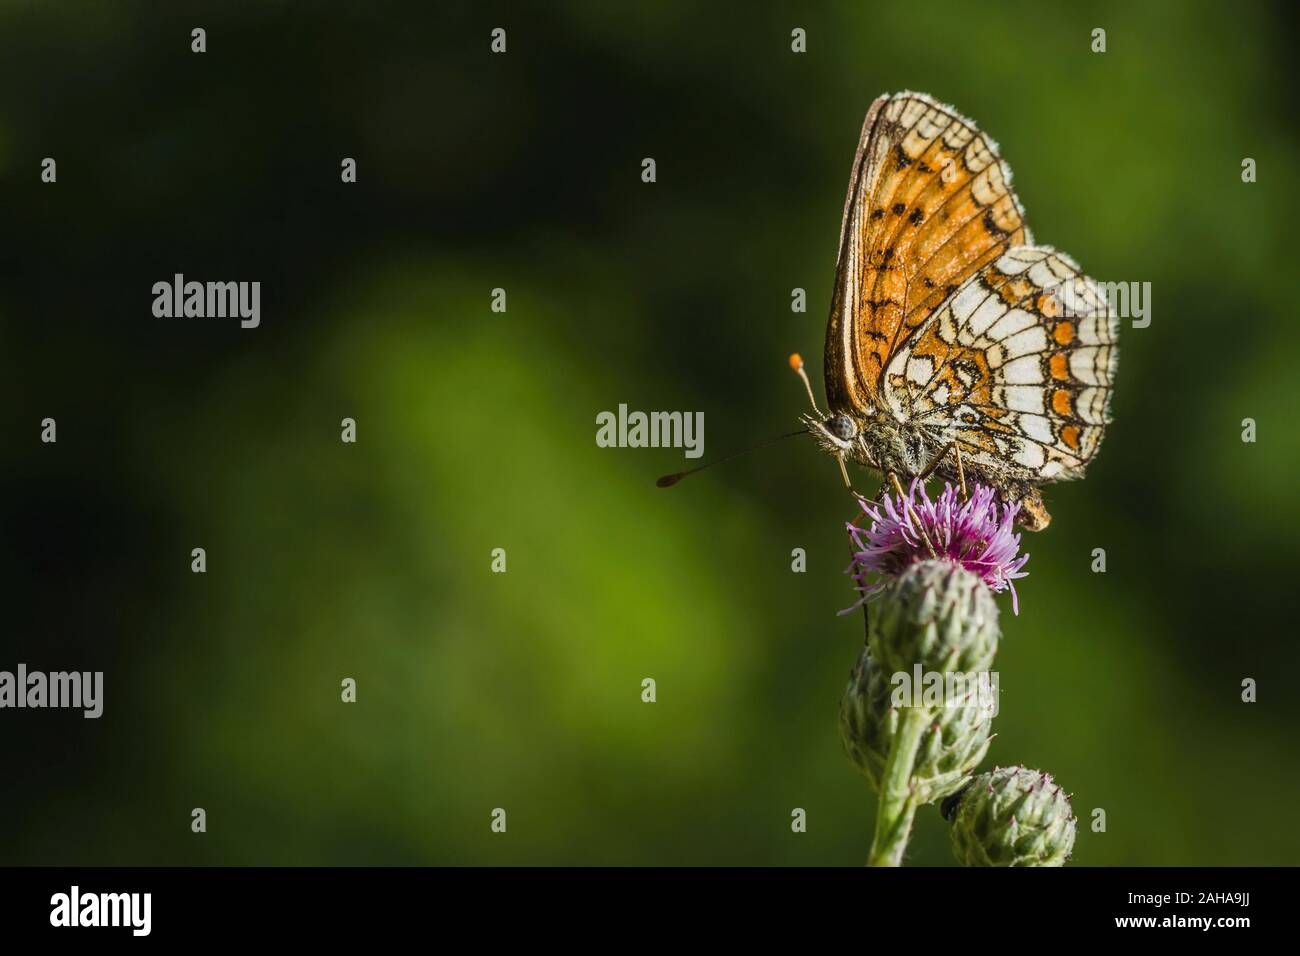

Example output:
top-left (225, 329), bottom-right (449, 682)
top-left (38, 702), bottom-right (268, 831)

top-left (825, 91), bottom-right (1031, 414)
top-left (884, 246), bottom-right (1119, 481)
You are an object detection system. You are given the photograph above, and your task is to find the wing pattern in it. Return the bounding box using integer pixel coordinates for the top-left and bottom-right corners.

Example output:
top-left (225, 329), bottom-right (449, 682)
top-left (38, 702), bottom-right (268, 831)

top-left (883, 247), bottom-right (1119, 480)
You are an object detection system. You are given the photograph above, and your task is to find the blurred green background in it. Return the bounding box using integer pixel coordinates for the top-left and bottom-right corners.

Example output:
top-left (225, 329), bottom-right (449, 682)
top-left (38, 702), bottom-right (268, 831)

top-left (1, 0), bottom-right (1297, 865)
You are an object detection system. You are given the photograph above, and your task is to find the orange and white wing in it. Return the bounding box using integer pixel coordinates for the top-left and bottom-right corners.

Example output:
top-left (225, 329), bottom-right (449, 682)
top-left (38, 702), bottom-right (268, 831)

top-left (884, 247), bottom-right (1119, 481)
top-left (825, 91), bottom-right (1031, 414)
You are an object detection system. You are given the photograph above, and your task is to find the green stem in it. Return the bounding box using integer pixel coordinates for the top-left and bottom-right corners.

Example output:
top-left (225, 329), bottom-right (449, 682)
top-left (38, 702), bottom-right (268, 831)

top-left (867, 705), bottom-right (928, 867)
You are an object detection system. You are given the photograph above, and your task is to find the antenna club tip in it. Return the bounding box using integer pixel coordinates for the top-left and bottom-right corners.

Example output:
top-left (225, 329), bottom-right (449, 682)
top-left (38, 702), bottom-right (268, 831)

top-left (788, 352), bottom-right (804, 371)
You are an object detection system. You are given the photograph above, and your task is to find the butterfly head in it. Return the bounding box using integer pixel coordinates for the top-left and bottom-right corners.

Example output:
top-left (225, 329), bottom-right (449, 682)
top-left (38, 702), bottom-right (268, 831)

top-left (825, 413), bottom-right (859, 442)
top-left (789, 354), bottom-right (878, 470)
top-left (801, 411), bottom-right (869, 460)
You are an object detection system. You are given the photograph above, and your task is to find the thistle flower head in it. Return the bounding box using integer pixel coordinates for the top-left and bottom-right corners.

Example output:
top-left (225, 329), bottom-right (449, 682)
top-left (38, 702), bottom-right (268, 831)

top-left (946, 765), bottom-right (1077, 867)
top-left (869, 559), bottom-right (1000, 676)
top-left (847, 480), bottom-right (1030, 613)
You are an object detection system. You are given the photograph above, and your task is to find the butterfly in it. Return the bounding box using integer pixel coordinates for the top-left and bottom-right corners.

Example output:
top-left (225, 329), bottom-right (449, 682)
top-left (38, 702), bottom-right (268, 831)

top-left (798, 91), bottom-right (1119, 531)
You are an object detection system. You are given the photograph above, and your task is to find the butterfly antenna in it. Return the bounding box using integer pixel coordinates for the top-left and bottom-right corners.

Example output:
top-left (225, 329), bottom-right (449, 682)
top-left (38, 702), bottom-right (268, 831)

top-left (656, 429), bottom-right (807, 488)
top-left (788, 353), bottom-right (825, 417)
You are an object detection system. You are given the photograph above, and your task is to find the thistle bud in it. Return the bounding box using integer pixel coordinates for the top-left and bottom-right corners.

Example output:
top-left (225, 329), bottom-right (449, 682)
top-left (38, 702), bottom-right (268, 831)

top-left (838, 647), bottom-right (893, 789)
top-left (840, 645), bottom-right (994, 804)
top-left (947, 765), bottom-right (1077, 866)
top-left (869, 559), bottom-right (999, 676)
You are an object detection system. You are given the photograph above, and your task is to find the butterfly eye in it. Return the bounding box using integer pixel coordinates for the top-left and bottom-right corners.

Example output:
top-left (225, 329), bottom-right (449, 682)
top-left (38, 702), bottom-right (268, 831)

top-left (827, 415), bottom-right (858, 441)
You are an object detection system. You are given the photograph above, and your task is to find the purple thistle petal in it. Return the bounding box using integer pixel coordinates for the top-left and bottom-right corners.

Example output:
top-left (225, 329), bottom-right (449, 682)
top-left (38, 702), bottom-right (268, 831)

top-left (846, 480), bottom-right (1030, 613)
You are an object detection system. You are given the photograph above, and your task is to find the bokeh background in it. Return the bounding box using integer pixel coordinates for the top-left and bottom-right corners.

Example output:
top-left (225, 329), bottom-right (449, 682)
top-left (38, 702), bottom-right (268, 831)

top-left (1, 0), bottom-right (1297, 865)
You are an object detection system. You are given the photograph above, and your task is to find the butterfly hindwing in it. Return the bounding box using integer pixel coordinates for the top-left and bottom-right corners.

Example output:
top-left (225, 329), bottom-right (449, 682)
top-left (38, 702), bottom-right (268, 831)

top-left (883, 247), bottom-right (1119, 482)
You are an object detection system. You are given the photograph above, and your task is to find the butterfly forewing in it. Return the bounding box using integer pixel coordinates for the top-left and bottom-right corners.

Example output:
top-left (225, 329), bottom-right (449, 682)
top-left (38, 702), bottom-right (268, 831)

top-left (826, 92), bottom-right (1030, 415)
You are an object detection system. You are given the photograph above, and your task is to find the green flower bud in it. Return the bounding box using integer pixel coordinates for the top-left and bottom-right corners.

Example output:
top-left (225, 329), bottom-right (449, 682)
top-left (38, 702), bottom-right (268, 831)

top-left (869, 560), bottom-right (1000, 676)
top-left (839, 646), bottom-right (892, 789)
top-left (840, 645), bottom-right (994, 804)
top-left (946, 765), bottom-right (1077, 867)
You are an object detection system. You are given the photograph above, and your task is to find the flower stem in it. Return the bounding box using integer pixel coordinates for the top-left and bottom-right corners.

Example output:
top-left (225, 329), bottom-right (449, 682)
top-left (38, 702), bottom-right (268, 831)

top-left (867, 705), bottom-right (928, 866)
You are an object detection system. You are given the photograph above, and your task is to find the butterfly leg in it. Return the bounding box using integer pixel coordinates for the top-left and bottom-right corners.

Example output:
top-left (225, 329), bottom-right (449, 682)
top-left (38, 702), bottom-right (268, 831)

top-left (918, 443), bottom-right (969, 501)
top-left (842, 468), bottom-right (873, 642)
top-left (839, 457), bottom-right (888, 526)
top-left (887, 471), bottom-right (937, 558)
top-left (845, 518), bottom-right (872, 646)
top-left (836, 454), bottom-right (855, 494)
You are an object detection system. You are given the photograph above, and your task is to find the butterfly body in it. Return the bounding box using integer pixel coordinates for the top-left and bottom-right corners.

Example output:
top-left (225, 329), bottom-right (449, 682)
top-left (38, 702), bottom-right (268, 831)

top-left (803, 410), bottom-right (929, 476)
top-left (802, 406), bottom-right (1050, 530)
top-left (813, 91), bottom-right (1118, 530)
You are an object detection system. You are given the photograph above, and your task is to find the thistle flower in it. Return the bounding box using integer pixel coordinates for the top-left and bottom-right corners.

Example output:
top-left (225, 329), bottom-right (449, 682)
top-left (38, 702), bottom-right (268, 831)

top-left (945, 765), bottom-right (1077, 867)
top-left (847, 481), bottom-right (1029, 613)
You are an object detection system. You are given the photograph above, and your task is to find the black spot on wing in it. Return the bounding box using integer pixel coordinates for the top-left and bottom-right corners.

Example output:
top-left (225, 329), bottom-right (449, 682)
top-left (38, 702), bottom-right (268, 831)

top-left (982, 209), bottom-right (1009, 238)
